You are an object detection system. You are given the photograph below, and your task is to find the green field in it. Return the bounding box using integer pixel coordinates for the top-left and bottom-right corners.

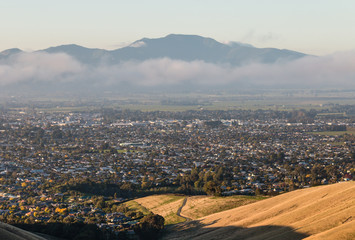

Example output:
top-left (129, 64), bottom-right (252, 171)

top-left (5, 89), bottom-right (355, 112)
top-left (124, 200), bottom-right (151, 215)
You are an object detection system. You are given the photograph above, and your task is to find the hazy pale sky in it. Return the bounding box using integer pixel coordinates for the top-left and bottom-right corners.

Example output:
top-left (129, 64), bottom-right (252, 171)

top-left (1, 0), bottom-right (354, 55)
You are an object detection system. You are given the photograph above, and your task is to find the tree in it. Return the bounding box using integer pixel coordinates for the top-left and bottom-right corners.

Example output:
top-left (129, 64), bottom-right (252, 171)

top-left (190, 168), bottom-right (199, 182)
top-left (255, 188), bottom-right (262, 196)
top-left (203, 181), bottom-right (221, 196)
top-left (323, 165), bottom-right (339, 183)
top-left (134, 214), bottom-right (164, 240)
top-left (214, 166), bottom-right (225, 182)
top-left (311, 164), bottom-right (326, 185)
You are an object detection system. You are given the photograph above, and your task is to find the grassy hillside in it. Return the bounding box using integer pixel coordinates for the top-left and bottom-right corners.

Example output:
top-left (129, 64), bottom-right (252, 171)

top-left (162, 181), bottom-right (355, 240)
top-left (180, 195), bottom-right (265, 219)
top-left (134, 194), bottom-right (186, 225)
top-left (132, 194), bottom-right (264, 226)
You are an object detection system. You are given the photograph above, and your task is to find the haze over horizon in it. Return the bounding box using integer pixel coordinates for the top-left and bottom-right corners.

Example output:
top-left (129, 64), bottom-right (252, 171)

top-left (1, 0), bottom-right (355, 55)
top-left (1, 34), bottom-right (355, 95)
top-left (1, 1), bottom-right (355, 96)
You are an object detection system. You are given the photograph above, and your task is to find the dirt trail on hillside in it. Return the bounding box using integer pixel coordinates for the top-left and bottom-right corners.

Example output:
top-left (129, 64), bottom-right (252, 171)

top-left (176, 197), bottom-right (191, 222)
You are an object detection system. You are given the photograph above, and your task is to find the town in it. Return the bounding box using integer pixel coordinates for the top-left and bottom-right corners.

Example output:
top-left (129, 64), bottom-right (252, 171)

top-left (0, 106), bottom-right (354, 239)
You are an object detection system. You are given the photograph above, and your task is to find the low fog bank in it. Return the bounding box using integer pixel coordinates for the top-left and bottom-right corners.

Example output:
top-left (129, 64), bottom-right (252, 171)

top-left (1, 51), bottom-right (355, 96)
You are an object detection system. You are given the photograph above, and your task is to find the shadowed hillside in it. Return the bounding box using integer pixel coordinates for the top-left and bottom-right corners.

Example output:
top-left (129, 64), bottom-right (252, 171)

top-left (0, 222), bottom-right (46, 240)
top-left (163, 181), bottom-right (355, 240)
top-left (164, 223), bottom-right (309, 240)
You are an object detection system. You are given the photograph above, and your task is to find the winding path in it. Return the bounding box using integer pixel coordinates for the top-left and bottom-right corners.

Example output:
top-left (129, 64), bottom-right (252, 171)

top-left (176, 197), bottom-right (191, 222)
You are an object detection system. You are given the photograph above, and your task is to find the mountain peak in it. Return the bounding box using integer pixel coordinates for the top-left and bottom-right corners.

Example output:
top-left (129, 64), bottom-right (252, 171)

top-left (165, 33), bottom-right (209, 39)
top-left (1, 34), bottom-right (308, 65)
top-left (227, 41), bottom-right (255, 48)
top-left (0, 48), bottom-right (22, 56)
top-left (114, 34), bottom-right (306, 64)
top-left (44, 44), bottom-right (90, 52)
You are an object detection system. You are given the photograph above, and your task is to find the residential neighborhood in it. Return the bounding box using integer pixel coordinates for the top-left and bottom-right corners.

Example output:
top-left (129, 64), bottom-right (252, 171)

top-left (0, 107), bottom-right (354, 238)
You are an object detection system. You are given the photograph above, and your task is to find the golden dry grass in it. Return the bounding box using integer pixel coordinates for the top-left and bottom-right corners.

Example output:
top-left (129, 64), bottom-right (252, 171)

top-left (134, 194), bottom-right (186, 225)
top-left (163, 181), bottom-right (355, 240)
top-left (180, 195), bottom-right (263, 219)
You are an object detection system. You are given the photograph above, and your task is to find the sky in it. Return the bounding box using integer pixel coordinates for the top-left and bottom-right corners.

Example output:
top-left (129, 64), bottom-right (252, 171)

top-left (1, 0), bottom-right (355, 55)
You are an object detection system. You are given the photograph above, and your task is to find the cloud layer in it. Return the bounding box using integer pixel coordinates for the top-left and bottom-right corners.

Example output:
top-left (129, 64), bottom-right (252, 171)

top-left (1, 51), bottom-right (355, 89)
top-left (0, 52), bottom-right (83, 85)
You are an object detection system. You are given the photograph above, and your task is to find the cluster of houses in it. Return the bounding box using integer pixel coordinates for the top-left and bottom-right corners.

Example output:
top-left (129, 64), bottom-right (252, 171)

top-left (0, 109), bottom-right (354, 230)
top-left (0, 188), bottom-right (138, 234)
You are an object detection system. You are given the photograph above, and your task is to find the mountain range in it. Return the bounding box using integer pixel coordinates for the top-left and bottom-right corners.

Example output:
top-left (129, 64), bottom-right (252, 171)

top-left (7, 34), bottom-right (352, 96)
top-left (0, 34), bottom-right (307, 66)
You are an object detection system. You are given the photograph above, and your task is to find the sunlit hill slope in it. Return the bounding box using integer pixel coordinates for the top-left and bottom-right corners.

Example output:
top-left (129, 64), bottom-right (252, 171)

top-left (163, 181), bottom-right (355, 240)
